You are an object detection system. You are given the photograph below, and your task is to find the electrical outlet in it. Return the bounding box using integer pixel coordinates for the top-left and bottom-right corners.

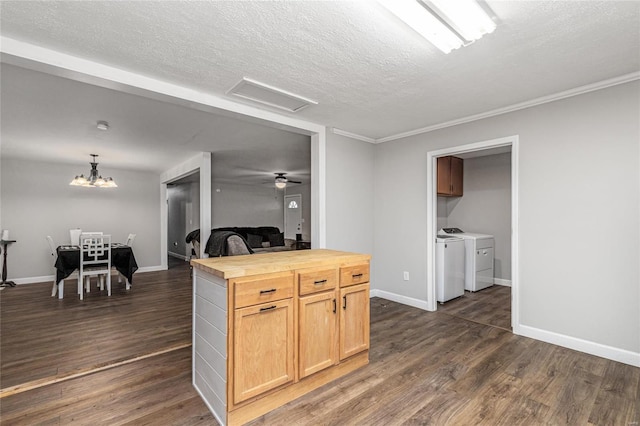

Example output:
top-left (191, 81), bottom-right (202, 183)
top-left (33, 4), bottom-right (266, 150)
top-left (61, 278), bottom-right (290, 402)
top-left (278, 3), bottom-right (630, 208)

top-left (403, 271), bottom-right (410, 281)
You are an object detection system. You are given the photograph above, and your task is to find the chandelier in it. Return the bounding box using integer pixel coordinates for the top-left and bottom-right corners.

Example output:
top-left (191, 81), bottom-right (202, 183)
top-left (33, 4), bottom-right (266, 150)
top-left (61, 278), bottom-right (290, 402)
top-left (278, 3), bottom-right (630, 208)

top-left (69, 154), bottom-right (117, 188)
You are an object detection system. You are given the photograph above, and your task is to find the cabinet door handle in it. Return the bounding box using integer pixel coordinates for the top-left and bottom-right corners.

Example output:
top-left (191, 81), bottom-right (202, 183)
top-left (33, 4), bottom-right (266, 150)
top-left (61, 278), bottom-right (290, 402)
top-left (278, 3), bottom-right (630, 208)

top-left (342, 296), bottom-right (347, 310)
top-left (260, 305), bottom-right (276, 312)
top-left (352, 273), bottom-right (363, 279)
top-left (333, 298), bottom-right (337, 313)
top-left (314, 279), bottom-right (327, 285)
top-left (259, 288), bottom-right (276, 294)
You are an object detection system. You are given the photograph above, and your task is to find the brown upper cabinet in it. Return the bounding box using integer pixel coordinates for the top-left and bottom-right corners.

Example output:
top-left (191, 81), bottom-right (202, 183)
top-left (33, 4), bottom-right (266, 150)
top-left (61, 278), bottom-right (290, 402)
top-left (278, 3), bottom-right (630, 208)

top-left (437, 156), bottom-right (463, 197)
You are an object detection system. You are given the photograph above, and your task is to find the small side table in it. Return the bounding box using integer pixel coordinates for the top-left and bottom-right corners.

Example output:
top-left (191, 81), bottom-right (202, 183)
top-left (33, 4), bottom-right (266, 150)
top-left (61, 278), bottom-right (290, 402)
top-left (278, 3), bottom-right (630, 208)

top-left (0, 239), bottom-right (17, 287)
top-left (295, 241), bottom-right (311, 250)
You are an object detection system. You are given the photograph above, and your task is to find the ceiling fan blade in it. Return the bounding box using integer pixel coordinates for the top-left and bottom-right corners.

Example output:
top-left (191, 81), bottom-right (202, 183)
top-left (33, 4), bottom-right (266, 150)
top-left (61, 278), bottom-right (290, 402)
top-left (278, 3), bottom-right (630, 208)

top-left (288, 179), bottom-right (302, 184)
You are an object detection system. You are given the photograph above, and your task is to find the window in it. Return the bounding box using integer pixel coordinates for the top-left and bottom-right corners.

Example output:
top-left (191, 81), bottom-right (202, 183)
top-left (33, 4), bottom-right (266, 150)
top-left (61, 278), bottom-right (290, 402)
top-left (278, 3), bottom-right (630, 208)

top-left (288, 200), bottom-right (298, 209)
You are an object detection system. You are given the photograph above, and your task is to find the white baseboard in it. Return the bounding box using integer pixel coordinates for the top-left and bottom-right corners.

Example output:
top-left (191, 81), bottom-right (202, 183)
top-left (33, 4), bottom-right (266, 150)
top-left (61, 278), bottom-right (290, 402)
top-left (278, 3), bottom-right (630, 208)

top-left (11, 265), bottom-right (166, 285)
top-left (370, 289), bottom-right (430, 311)
top-left (515, 324), bottom-right (640, 367)
top-left (168, 251), bottom-right (190, 261)
top-left (136, 265), bottom-right (167, 273)
top-left (12, 275), bottom-right (58, 285)
top-left (494, 278), bottom-right (512, 287)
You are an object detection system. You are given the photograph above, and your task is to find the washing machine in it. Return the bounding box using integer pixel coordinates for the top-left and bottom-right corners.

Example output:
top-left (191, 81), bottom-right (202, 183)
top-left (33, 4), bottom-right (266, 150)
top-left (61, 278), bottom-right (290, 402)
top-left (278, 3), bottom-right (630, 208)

top-left (440, 228), bottom-right (494, 292)
top-left (435, 235), bottom-right (465, 303)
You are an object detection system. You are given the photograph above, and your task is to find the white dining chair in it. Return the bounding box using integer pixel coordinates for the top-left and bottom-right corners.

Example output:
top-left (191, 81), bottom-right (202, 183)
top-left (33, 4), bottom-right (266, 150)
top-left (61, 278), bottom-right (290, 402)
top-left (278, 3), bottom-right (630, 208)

top-left (69, 228), bottom-right (82, 246)
top-left (46, 236), bottom-right (59, 297)
top-left (112, 233), bottom-right (136, 285)
top-left (126, 233), bottom-right (136, 247)
top-left (78, 233), bottom-right (111, 300)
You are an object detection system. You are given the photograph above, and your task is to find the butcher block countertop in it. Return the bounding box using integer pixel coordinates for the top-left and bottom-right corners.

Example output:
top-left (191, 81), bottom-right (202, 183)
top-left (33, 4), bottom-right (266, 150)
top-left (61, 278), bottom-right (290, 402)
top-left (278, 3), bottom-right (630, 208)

top-left (190, 249), bottom-right (371, 280)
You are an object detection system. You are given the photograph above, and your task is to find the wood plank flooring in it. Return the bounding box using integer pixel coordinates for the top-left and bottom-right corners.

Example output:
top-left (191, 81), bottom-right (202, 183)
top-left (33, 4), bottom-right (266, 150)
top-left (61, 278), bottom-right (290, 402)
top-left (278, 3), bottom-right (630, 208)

top-left (0, 261), bottom-right (193, 392)
top-left (2, 266), bottom-right (638, 425)
top-left (437, 285), bottom-right (512, 331)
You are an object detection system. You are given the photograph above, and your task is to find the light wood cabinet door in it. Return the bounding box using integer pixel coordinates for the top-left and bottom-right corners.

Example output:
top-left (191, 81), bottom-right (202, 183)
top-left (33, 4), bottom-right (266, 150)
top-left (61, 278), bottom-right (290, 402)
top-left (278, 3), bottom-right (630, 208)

top-left (299, 291), bottom-right (338, 378)
top-left (339, 284), bottom-right (370, 360)
top-left (233, 298), bottom-right (294, 404)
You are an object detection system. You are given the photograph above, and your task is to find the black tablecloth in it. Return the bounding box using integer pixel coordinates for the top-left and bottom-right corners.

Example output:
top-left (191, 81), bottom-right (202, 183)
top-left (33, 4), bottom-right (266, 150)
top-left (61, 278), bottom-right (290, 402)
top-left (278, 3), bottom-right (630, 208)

top-left (55, 244), bottom-right (139, 285)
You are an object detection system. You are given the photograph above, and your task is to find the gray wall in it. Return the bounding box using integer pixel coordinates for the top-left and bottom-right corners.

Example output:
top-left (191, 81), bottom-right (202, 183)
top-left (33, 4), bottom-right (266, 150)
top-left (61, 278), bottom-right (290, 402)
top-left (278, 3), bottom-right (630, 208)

top-left (210, 182), bottom-right (311, 240)
top-left (440, 153), bottom-right (512, 280)
top-left (1, 158), bottom-right (161, 280)
top-left (373, 81), bottom-right (639, 353)
top-left (167, 181), bottom-right (200, 258)
top-left (325, 131), bottom-right (375, 260)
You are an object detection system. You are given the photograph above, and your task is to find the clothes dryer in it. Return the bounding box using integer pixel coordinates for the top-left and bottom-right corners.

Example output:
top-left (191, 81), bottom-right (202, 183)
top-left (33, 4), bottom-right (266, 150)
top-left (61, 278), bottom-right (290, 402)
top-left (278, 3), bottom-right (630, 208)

top-left (440, 228), bottom-right (494, 292)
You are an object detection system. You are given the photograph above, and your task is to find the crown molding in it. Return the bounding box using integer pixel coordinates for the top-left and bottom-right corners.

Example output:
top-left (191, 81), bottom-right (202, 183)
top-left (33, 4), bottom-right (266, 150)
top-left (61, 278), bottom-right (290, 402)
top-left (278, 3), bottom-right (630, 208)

top-left (330, 128), bottom-right (377, 144)
top-left (376, 71), bottom-right (640, 144)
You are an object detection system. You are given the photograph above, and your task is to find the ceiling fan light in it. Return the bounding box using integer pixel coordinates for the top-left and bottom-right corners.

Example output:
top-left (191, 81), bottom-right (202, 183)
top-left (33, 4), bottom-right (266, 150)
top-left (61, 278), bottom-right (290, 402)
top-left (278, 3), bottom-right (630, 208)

top-left (275, 181), bottom-right (287, 189)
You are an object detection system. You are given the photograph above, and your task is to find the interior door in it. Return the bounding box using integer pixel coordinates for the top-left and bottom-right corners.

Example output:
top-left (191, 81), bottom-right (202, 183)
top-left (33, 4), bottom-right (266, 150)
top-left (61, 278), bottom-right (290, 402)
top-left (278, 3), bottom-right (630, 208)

top-left (284, 194), bottom-right (302, 239)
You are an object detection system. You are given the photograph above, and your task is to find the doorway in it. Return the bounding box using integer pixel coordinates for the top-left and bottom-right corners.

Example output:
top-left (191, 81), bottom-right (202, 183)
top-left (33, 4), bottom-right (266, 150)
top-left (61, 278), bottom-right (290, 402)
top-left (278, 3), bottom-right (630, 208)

top-left (426, 135), bottom-right (519, 333)
top-left (284, 194), bottom-right (302, 239)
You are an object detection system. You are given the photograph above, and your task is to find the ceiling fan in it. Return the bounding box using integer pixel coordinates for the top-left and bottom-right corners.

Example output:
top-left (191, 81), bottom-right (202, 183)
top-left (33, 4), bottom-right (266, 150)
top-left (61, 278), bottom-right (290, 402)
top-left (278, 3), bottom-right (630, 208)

top-left (274, 172), bottom-right (301, 189)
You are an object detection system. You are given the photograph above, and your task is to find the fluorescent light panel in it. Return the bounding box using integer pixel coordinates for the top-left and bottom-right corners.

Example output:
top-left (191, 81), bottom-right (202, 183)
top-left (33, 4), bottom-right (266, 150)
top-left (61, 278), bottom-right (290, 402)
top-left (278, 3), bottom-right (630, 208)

top-left (228, 78), bottom-right (318, 112)
top-left (378, 0), bottom-right (495, 54)
top-left (428, 0), bottom-right (496, 42)
top-left (378, 0), bottom-right (463, 53)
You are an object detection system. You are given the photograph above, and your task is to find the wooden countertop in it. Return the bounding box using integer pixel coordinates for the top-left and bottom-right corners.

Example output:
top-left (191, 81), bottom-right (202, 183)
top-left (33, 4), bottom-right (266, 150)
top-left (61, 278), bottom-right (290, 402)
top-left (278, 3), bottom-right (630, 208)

top-left (191, 249), bottom-right (371, 279)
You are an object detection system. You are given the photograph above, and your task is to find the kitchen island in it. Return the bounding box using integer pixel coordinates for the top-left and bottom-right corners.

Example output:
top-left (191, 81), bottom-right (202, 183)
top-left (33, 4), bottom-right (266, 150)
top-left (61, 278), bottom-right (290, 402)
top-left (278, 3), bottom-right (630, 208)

top-left (191, 249), bottom-right (371, 426)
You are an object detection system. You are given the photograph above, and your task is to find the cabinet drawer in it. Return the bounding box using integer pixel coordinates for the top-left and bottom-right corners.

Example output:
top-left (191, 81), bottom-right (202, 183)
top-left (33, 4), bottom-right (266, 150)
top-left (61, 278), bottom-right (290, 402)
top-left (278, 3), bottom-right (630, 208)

top-left (234, 272), bottom-right (294, 309)
top-left (340, 264), bottom-right (370, 287)
top-left (298, 267), bottom-right (338, 295)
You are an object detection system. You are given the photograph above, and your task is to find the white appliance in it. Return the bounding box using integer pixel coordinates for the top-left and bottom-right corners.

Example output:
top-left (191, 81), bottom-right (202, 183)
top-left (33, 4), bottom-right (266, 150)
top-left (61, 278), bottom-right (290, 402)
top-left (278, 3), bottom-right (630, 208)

top-left (435, 235), bottom-right (465, 303)
top-left (440, 228), bottom-right (494, 292)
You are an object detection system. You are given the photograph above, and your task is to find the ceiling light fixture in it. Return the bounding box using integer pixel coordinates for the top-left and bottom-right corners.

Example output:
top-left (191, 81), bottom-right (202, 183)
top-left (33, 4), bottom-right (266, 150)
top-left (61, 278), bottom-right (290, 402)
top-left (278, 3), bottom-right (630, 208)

top-left (275, 178), bottom-right (287, 189)
top-left (96, 120), bottom-right (109, 131)
top-left (377, 0), bottom-right (495, 54)
top-left (70, 154), bottom-right (118, 188)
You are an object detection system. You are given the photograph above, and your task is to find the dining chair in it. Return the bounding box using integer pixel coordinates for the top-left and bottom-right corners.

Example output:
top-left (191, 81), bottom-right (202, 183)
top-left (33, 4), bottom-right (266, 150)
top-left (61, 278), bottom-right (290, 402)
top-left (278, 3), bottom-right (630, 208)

top-left (126, 233), bottom-right (136, 246)
top-left (46, 236), bottom-right (58, 297)
top-left (78, 233), bottom-right (111, 300)
top-left (69, 228), bottom-right (82, 246)
top-left (115, 233), bottom-right (136, 284)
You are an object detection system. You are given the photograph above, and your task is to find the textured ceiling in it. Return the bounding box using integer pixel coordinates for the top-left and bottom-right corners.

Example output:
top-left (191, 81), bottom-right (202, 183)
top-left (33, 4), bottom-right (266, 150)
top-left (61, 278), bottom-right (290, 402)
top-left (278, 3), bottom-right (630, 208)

top-left (0, 64), bottom-right (310, 182)
top-left (0, 1), bottom-right (638, 169)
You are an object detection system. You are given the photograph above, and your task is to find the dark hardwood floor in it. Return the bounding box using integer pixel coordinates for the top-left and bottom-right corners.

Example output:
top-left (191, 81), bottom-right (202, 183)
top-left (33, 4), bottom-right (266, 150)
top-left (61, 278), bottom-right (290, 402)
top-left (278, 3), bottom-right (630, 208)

top-left (437, 285), bottom-right (512, 331)
top-left (1, 267), bottom-right (637, 425)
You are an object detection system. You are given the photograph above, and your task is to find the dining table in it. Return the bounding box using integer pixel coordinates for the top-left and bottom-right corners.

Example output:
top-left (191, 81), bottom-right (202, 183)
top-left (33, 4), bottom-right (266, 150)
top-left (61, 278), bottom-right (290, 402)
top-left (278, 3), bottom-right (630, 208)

top-left (53, 242), bottom-right (138, 299)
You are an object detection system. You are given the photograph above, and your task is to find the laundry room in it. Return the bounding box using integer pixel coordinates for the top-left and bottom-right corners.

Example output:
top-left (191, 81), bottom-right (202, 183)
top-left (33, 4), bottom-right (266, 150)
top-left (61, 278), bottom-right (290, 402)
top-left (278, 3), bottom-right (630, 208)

top-left (436, 148), bottom-right (512, 330)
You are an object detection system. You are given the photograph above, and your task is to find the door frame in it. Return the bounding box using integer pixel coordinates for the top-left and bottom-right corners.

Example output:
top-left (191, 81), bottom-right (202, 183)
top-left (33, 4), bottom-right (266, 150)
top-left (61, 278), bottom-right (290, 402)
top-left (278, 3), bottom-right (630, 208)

top-left (426, 135), bottom-right (520, 332)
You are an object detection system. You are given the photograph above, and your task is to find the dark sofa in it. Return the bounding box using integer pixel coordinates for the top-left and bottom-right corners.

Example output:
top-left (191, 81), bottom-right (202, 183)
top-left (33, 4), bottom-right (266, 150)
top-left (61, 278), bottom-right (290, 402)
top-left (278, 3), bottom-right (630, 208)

top-left (186, 227), bottom-right (295, 258)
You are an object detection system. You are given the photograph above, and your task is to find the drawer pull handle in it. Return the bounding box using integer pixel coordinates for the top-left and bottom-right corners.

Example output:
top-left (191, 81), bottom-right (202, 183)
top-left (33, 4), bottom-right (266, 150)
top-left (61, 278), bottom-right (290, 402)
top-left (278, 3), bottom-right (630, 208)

top-left (259, 288), bottom-right (277, 294)
top-left (260, 305), bottom-right (277, 312)
top-left (352, 273), bottom-right (363, 279)
top-left (314, 279), bottom-right (328, 285)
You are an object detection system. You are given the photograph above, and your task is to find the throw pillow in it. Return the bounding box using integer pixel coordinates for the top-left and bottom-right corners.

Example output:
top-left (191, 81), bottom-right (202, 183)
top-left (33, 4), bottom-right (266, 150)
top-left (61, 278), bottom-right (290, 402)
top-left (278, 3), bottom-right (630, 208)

top-left (268, 232), bottom-right (285, 247)
top-left (246, 234), bottom-right (263, 249)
